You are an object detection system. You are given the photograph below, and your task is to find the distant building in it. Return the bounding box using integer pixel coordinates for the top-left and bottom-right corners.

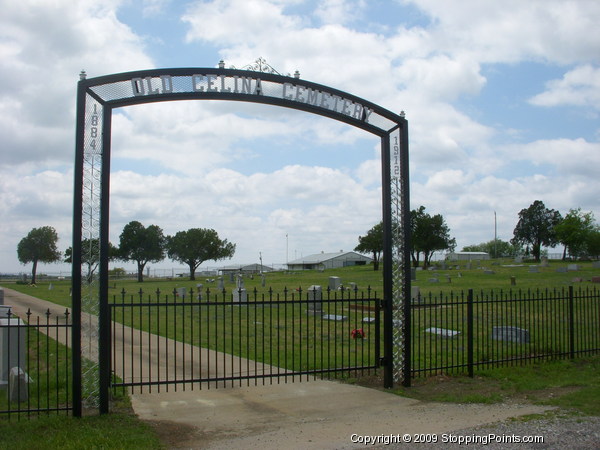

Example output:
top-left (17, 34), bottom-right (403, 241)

top-left (219, 263), bottom-right (275, 275)
top-left (447, 251), bottom-right (490, 261)
top-left (286, 251), bottom-right (373, 270)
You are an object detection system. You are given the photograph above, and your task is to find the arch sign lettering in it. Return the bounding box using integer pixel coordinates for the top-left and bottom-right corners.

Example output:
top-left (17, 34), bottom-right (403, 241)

top-left (72, 61), bottom-right (410, 415)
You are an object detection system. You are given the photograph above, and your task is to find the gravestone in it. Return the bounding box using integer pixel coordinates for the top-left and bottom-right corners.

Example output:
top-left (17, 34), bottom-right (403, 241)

top-left (592, 261), bottom-right (600, 269)
top-left (541, 257), bottom-right (549, 267)
top-left (228, 273), bottom-right (235, 283)
top-left (567, 264), bottom-right (579, 271)
top-left (425, 327), bottom-right (460, 338)
top-left (362, 317), bottom-right (376, 323)
top-left (556, 267), bottom-right (567, 273)
top-left (196, 284), bottom-right (203, 300)
top-left (514, 256), bottom-right (523, 263)
top-left (307, 285), bottom-right (322, 315)
top-left (428, 277), bottom-right (439, 283)
top-left (236, 274), bottom-right (245, 289)
top-left (492, 326), bottom-right (530, 343)
top-left (176, 287), bottom-right (187, 300)
top-left (8, 367), bottom-right (29, 402)
top-left (218, 277), bottom-right (224, 290)
top-left (484, 270), bottom-right (495, 275)
top-left (0, 314), bottom-right (26, 384)
top-left (465, 262), bottom-right (472, 270)
top-left (411, 267), bottom-right (417, 281)
top-left (591, 276), bottom-right (600, 284)
top-left (232, 288), bottom-right (247, 303)
top-left (529, 266), bottom-right (539, 273)
top-left (411, 286), bottom-right (421, 304)
top-left (328, 276), bottom-right (341, 290)
top-left (0, 306), bottom-right (11, 318)
top-left (510, 276), bottom-right (516, 286)
top-left (261, 274), bottom-right (266, 287)
top-left (322, 314), bottom-right (347, 321)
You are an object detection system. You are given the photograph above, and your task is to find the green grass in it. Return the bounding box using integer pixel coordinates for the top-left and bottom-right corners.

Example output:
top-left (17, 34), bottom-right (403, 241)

top-left (391, 354), bottom-right (600, 416)
top-left (0, 411), bottom-right (163, 449)
top-left (4, 259), bottom-right (600, 305)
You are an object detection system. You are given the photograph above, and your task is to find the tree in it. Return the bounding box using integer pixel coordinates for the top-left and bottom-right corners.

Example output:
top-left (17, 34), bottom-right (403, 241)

top-left (411, 206), bottom-right (456, 268)
top-left (462, 239), bottom-right (520, 258)
top-left (554, 209), bottom-right (597, 259)
top-left (64, 238), bottom-right (118, 282)
top-left (511, 200), bottom-right (562, 262)
top-left (17, 226), bottom-right (61, 284)
top-left (166, 228), bottom-right (236, 280)
top-left (354, 222), bottom-right (383, 271)
top-left (118, 221), bottom-right (166, 282)
top-left (587, 230), bottom-right (600, 259)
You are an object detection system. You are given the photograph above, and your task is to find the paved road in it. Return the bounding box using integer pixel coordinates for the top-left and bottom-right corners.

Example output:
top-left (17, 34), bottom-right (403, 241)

top-left (2, 286), bottom-right (553, 449)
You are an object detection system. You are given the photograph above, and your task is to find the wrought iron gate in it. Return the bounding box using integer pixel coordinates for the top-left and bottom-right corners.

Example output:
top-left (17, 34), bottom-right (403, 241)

top-left (110, 287), bottom-right (380, 393)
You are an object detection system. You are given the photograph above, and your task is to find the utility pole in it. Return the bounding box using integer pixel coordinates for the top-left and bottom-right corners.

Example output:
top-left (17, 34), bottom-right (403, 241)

top-left (494, 211), bottom-right (497, 258)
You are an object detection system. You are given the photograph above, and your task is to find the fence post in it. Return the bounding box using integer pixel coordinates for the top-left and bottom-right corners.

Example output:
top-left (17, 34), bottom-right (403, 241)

top-left (467, 289), bottom-right (474, 378)
top-left (569, 285), bottom-right (575, 359)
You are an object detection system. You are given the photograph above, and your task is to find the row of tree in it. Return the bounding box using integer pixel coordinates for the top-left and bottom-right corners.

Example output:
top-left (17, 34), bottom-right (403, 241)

top-left (355, 205), bottom-right (456, 270)
top-left (355, 201), bottom-right (600, 270)
top-left (17, 221), bottom-right (235, 284)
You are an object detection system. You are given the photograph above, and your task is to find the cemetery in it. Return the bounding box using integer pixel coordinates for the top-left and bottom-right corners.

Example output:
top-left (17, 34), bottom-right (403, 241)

top-left (3, 260), bottom-right (600, 406)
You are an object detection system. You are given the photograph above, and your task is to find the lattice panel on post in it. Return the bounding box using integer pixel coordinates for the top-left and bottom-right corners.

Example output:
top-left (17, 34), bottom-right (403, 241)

top-left (389, 127), bottom-right (405, 383)
top-left (80, 93), bottom-right (102, 408)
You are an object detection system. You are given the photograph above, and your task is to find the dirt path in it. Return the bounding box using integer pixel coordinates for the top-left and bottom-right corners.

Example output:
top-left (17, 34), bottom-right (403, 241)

top-left (2, 286), bottom-right (554, 449)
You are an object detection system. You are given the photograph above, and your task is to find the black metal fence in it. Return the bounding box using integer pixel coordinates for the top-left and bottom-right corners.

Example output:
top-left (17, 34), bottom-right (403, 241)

top-left (411, 286), bottom-right (600, 377)
top-left (110, 287), bottom-right (381, 393)
top-left (0, 309), bottom-right (72, 418)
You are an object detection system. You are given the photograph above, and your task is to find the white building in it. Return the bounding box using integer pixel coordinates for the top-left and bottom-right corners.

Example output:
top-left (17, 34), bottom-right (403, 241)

top-left (219, 263), bottom-right (275, 275)
top-left (446, 251), bottom-right (490, 261)
top-left (286, 251), bottom-right (373, 270)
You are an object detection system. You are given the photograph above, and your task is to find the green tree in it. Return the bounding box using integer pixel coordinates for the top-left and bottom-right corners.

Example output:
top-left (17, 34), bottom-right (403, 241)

top-left (411, 206), bottom-right (456, 268)
top-left (511, 200), bottom-right (562, 262)
top-left (354, 222), bottom-right (383, 271)
top-left (17, 226), bottom-right (61, 284)
top-left (554, 209), bottom-right (597, 259)
top-left (587, 230), bottom-right (600, 259)
top-left (166, 228), bottom-right (236, 280)
top-left (64, 238), bottom-right (118, 282)
top-left (118, 221), bottom-right (166, 282)
top-left (462, 239), bottom-right (520, 258)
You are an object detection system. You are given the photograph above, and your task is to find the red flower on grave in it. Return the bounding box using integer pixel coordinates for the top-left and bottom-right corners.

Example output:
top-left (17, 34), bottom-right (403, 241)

top-left (351, 328), bottom-right (365, 339)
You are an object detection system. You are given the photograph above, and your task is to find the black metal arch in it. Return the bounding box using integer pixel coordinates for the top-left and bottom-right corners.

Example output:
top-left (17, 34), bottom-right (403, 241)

top-left (72, 66), bottom-right (410, 416)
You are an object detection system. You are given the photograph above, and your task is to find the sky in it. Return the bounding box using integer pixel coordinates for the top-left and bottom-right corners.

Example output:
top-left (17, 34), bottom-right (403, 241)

top-left (1, 0), bottom-right (599, 276)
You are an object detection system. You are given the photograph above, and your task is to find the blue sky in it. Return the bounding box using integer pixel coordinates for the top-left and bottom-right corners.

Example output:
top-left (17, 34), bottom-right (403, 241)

top-left (1, 0), bottom-right (599, 275)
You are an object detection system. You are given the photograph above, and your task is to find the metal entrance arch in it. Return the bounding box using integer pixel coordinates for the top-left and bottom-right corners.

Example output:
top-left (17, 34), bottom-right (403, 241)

top-left (72, 63), bottom-right (410, 415)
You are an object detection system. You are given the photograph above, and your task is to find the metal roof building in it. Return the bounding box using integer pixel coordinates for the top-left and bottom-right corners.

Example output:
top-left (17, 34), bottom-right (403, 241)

top-left (286, 251), bottom-right (372, 270)
top-left (219, 263), bottom-right (275, 274)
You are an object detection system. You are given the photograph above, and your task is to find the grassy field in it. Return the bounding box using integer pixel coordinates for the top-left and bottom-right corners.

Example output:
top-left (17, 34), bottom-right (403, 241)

top-left (5, 258), bottom-right (600, 307)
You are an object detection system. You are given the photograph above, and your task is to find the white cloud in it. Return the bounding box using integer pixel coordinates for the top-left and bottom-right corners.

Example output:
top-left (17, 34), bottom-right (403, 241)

top-left (529, 65), bottom-right (600, 111)
top-left (403, 0), bottom-right (600, 64)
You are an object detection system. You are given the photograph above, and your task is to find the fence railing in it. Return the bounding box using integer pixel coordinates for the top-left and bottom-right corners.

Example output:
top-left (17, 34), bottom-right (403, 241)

top-left (411, 286), bottom-right (600, 377)
top-left (0, 309), bottom-right (72, 418)
top-left (110, 287), bottom-right (381, 393)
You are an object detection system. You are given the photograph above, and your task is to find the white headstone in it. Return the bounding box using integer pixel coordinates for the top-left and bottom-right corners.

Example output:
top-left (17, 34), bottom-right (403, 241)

top-left (8, 367), bottom-right (29, 402)
top-left (328, 276), bottom-right (341, 290)
top-left (1, 316), bottom-right (26, 383)
top-left (232, 288), bottom-right (247, 303)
